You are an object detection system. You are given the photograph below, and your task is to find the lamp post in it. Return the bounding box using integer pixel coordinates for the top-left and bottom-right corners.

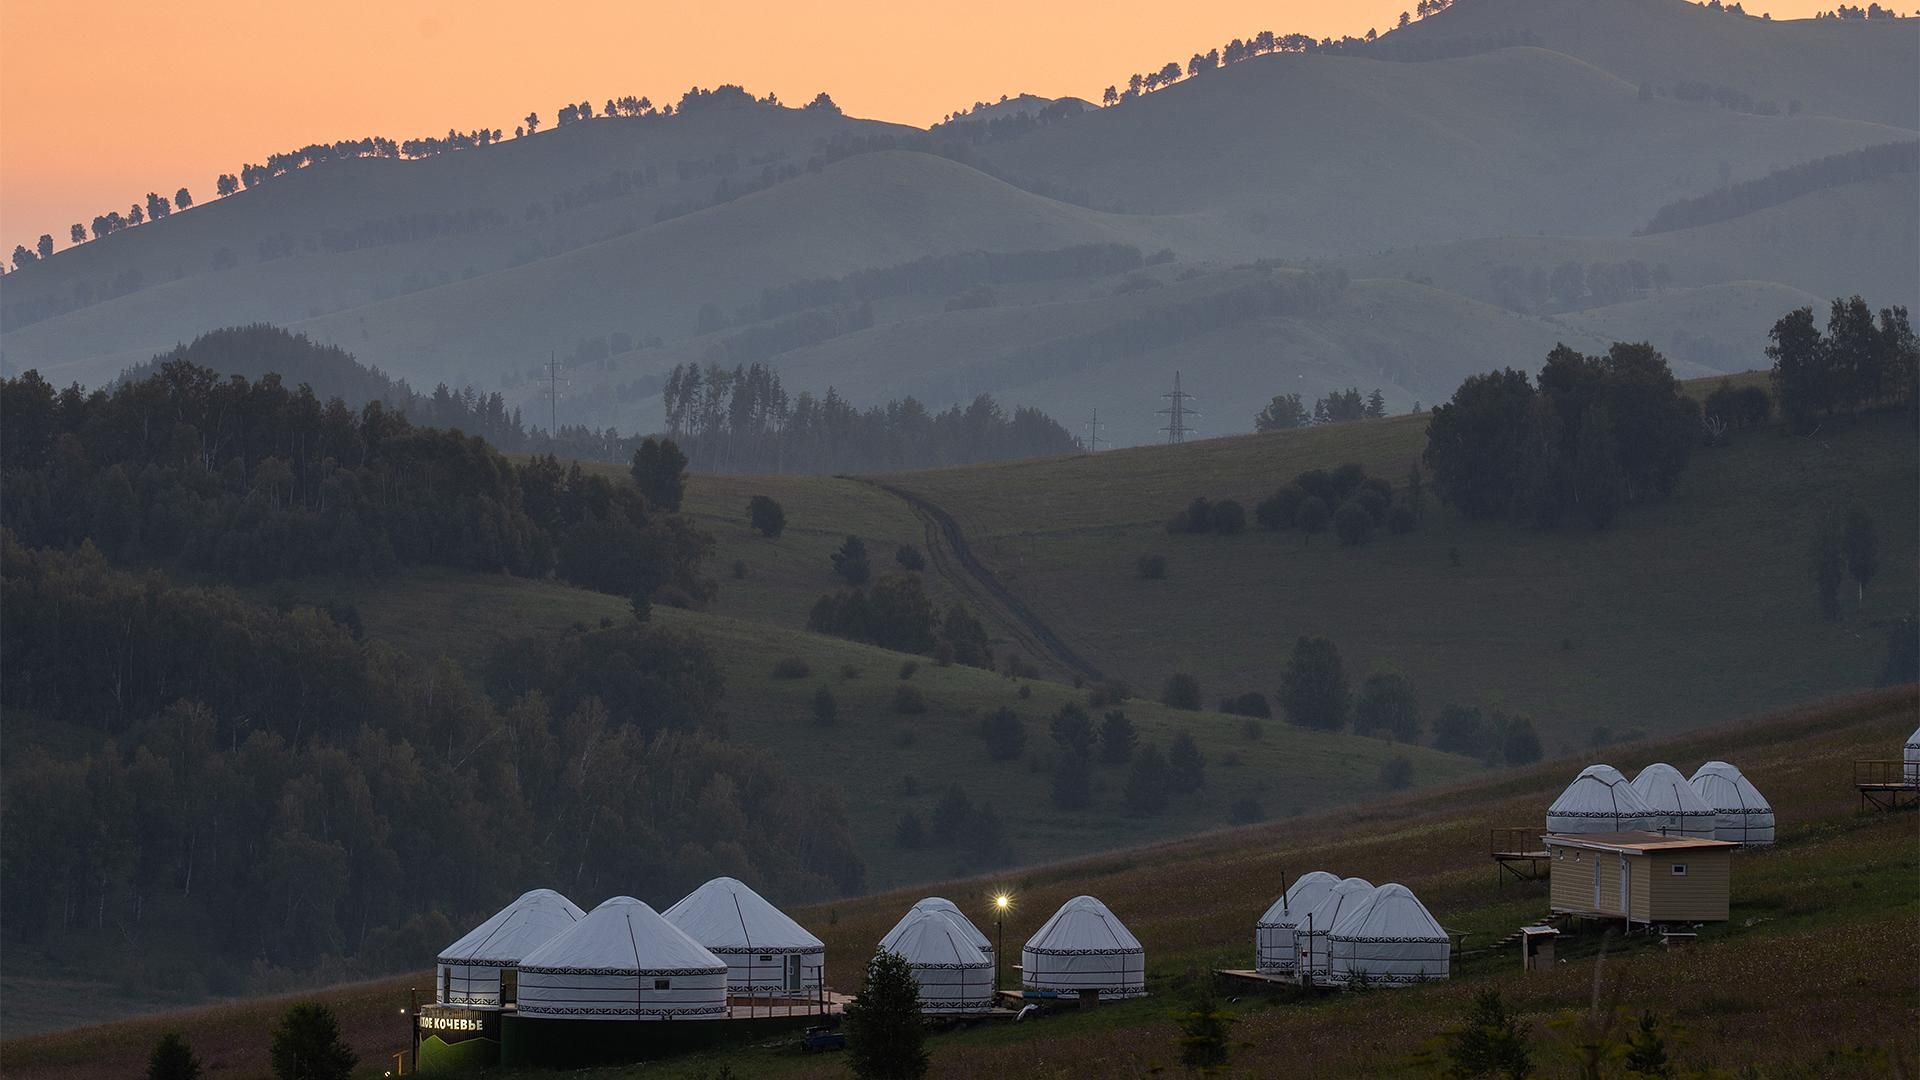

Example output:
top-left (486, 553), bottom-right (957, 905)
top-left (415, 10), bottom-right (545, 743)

top-left (992, 893), bottom-right (1011, 996)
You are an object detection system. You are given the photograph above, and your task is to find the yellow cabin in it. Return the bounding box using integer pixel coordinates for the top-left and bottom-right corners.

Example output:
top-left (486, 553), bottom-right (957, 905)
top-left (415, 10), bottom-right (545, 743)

top-left (1544, 832), bottom-right (1736, 925)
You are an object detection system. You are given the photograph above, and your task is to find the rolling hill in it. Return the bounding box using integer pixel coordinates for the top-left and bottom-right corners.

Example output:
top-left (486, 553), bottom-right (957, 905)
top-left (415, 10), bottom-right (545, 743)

top-left (9, 686), bottom-right (1911, 1076)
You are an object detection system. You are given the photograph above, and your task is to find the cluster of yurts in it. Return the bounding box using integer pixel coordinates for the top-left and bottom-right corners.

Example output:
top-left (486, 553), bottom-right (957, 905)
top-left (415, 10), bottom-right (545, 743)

top-left (1546, 760), bottom-right (1776, 843)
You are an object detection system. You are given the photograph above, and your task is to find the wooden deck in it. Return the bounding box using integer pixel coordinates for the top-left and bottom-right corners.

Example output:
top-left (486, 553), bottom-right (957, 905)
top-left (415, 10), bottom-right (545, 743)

top-left (725, 991), bottom-right (849, 1018)
top-left (1214, 968), bottom-right (1297, 988)
top-left (1853, 760), bottom-right (1918, 811)
top-left (1490, 826), bottom-right (1551, 885)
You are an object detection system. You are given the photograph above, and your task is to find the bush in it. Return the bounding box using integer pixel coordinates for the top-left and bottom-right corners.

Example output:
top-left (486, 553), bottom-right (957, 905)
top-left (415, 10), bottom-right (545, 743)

top-left (841, 664), bottom-right (862, 679)
top-left (147, 1033), bottom-right (203, 1080)
top-left (982, 707), bottom-right (1026, 761)
top-left (811, 685), bottom-right (838, 726)
top-left (747, 494), bottom-right (786, 538)
top-left (1256, 485), bottom-right (1305, 530)
top-left (771, 656), bottom-right (811, 679)
top-left (1355, 489), bottom-right (1389, 526)
top-left (1210, 499), bottom-right (1247, 535)
top-left (831, 535), bottom-right (870, 585)
top-left (895, 544), bottom-right (925, 571)
top-left (1050, 703), bottom-right (1096, 756)
top-left (270, 1004), bottom-right (355, 1080)
top-left (1124, 744), bottom-right (1171, 815)
top-left (1099, 709), bottom-right (1137, 763)
top-left (1168, 731), bottom-right (1205, 793)
top-left (1332, 463), bottom-right (1367, 501)
top-left (1162, 672), bottom-right (1202, 710)
top-left (929, 784), bottom-right (971, 843)
top-left (1295, 496), bottom-right (1331, 542)
top-left (1440, 990), bottom-right (1532, 1080)
top-left (1219, 691), bottom-right (1270, 719)
top-left (1137, 553), bottom-right (1168, 579)
top-left (898, 660), bottom-right (919, 680)
top-left (1359, 475), bottom-right (1394, 504)
top-left (731, 559), bottom-right (749, 579)
top-left (892, 685), bottom-right (927, 715)
top-left (1183, 496), bottom-right (1214, 533)
top-left (1334, 500), bottom-right (1375, 546)
top-left (1240, 718), bottom-right (1265, 742)
top-left (1380, 755), bottom-right (1414, 790)
top-left (1229, 797), bottom-right (1266, 825)
top-left (844, 951), bottom-right (930, 1080)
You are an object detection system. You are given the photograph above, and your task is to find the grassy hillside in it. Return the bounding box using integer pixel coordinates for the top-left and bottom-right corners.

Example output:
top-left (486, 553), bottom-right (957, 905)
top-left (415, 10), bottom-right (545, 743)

top-left (877, 405), bottom-right (1916, 752)
top-left (288, 569), bottom-right (1478, 895)
top-left (12, 687), bottom-right (1911, 1077)
top-left (1381, 0), bottom-right (1920, 129)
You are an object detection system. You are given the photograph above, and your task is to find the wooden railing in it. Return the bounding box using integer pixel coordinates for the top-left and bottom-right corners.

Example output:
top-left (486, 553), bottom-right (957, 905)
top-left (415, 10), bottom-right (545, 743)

top-left (1490, 826), bottom-right (1543, 856)
top-left (1854, 760), bottom-right (1915, 788)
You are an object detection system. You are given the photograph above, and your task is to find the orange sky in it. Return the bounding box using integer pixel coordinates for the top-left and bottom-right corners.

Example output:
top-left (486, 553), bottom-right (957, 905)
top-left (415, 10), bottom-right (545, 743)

top-left (0, 0), bottom-right (1833, 253)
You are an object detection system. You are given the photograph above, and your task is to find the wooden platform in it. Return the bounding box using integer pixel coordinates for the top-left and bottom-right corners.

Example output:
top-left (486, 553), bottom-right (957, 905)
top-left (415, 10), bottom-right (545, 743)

top-left (1490, 826), bottom-right (1551, 885)
top-left (1215, 969), bottom-right (1297, 987)
top-left (1853, 761), bottom-right (1918, 811)
top-left (725, 992), bottom-right (849, 1019)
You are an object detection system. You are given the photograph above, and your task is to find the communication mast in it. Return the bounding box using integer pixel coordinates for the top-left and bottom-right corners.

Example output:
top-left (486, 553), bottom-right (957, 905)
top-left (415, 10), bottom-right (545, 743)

top-left (1158, 371), bottom-right (1198, 444)
top-left (1084, 408), bottom-right (1106, 452)
top-left (538, 350), bottom-right (569, 435)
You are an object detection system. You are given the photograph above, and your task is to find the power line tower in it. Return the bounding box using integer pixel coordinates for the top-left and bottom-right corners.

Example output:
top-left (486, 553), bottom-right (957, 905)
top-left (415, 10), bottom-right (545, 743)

top-left (1158, 371), bottom-right (1198, 444)
top-left (538, 350), bottom-right (569, 435)
top-left (1083, 408), bottom-right (1106, 452)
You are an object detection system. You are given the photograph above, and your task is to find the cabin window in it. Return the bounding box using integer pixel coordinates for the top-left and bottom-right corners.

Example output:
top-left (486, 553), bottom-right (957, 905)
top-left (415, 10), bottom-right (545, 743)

top-left (654, 978), bottom-right (671, 990)
top-left (500, 968), bottom-right (517, 1004)
top-left (759, 955), bottom-right (774, 963)
top-left (1671, 863), bottom-right (1688, 876)
top-left (442, 968), bottom-right (452, 999)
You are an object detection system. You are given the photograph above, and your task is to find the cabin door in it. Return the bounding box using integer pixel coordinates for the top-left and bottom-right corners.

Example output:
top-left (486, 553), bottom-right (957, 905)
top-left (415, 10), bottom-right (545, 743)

top-left (1619, 857), bottom-right (1631, 920)
top-left (784, 954), bottom-right (802, 993)
top-left (1592, 858), bottom-right (1603, 910)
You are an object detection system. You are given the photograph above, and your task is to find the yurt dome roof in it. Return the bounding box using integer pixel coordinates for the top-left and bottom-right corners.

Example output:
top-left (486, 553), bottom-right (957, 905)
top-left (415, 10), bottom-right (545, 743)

top-left (661, 877), bottom-right (823, 954)
top-left (1631, 763), bottom-right (1717, 815)
top-left (1302, 877), bottom-right (1375, 931)
top-left (1329, 883), bottom-right (1445, 942)
top-left (520, 896), bottom-right (726, 975)
top-left (1688, 761), bottom-right (1773, 810)
top-left (1257, 871), bottom-right (1340, 928)
top-left (1548, 764), bottom-right (1657, 826)
top-left (882, 898), bottom-right (991, 954)
top-left (1025, 895), bottom-right (1142, 955)
top-left (437, 888), bottom-right (586, 966)
top-left (884, 909), bottom-right (991, 968)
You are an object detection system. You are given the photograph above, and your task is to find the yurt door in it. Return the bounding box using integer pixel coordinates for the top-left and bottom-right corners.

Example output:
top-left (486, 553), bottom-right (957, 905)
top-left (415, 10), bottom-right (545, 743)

top-left (783, 954), bottom-right (802, 993)
top-left (1618, 857), bottom-right (1631, 919)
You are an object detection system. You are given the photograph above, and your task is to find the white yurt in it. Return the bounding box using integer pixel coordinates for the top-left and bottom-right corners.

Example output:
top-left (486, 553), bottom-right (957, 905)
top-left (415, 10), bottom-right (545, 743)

top-left (436, 888), bottom-right (586, 1006)
top-left (1546, 764), bottom-right (1660, 834)
top-left (880, 897), bottom-right (994, 958)
top-left (1906, 725), bottom-right (1920, 787)
top-left (881, 909), bottom-right (995, 1014)
top-left (1629, 763), bottom-right (1718, 839)
top-left (1254, 871), bottom-right (1340, 975)
top-left (516, 897), bottom-right (729, 1020)
top-left (1297, 877), bottom-right (1375, 982)
top-left (1688, 761), bottom-right (1776, 845)
top-left (1021, 895), bottom-right (1146, 1000)
top-left (662, 877), bottom-right (824, 997)
top-left (1326, 883), bottom-right (1450, 987)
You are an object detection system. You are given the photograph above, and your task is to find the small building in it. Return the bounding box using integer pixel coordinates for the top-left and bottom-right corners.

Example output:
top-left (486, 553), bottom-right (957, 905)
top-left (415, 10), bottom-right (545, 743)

top-left (1296, 877), bottom-right (1375, 983)
top-left (1545, 832), bottom-right (1737, 925)
top-left (436, 888), bottom-right (586, 1007)
top-left (1254, 870), bottom-right (1339, 975)
top-left (661, 877), bottom-right (824, 998)
top-left (1687, 761), bottom-right (1775, 845)
top-left (1021, 895), bottom-right (1146, 1000)
top-left (881, 909), bottom-right (994, 1014)
top-left (1629, 763), bottom-right (1718, 840)
top-left (516, 896), bottom-right (730, 1020)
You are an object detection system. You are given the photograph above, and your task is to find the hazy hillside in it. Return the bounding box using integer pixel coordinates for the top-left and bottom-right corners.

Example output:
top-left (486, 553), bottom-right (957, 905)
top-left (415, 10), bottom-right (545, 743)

top-left (1379, 0), bottom-right (1920, 128)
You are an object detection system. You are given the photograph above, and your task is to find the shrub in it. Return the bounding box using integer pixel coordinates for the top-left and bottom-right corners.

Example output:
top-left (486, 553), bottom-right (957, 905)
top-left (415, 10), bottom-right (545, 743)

top-left (270, 1004), bottom-right (355, 1080)
top-left (1229, 797), bottom-right (1266, 825)
top-left (1162, 672), bottom-right (1202, 710)
top-left (1210, 499), bottom-right (1247, 535)
top-left (1356, 489), bottom-right (1390, 526)
top-left (1168, 731), bottom-right (1205, 793)
top-left (1256, 485), bottom-right (1305, 531)
top-left (771, 656), bottom-right (811, 679)
top-left (891, 685), bottom-right (927, 715)
top-left (147, 1033), bottom-right (203, 1080)
top-left (898, 660), bottom-right (919, 680)
top-left (844, 951), bottom-right (930, 1080)
top-left (1184, 496), bottom-right (1214, 533)
top-left (982, 707), bottom-right (1026, 760)
top-left (1380, 755), bottom-right (1414, 790)
top-left (1124, 744), bottom-right (1171, 815)
top-left (1137, 553), bottom-right (1169, 579)
top-left (1219, 691), bottom-right (1270, 719)
top-left (831, 535), bottom-right (870, 585)
top-left (929, 783), bottom-right (971, 843)
top-left (1295, 496), bottom-right (1331, 542)
top-left (1240, 718), bottom-right (1265, 742)
top-left (841, 664), bottom-right (862, 679)
top-left (731, 559), bottom-right (749, 579)
top-left (747, 494), bottom-right (786, 538)
top-left (1502, 714), bottom-right (1543, 765)
top-left (1334, 500), bottom-right (1376, 546)
top-left (1440, 990), bottom-right (1531, 1080)
top-left (1332, 463), bottom-right (1367, 501)
top-left (1099, 709), bottom-right (1137, 763)
top-left (811, 686), bottom-right (838, 726)
top-left (895, 544), bottom-right (925, 571)
top-left (1360, 476), bottom-right (1394, 504)
top-left (1050, 703), bottom-right (1096, 756)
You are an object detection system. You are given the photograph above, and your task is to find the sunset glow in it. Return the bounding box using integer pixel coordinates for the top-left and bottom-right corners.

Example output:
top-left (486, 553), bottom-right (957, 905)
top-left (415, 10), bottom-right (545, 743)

top-left (0, 0), bottom-right (1838, 249)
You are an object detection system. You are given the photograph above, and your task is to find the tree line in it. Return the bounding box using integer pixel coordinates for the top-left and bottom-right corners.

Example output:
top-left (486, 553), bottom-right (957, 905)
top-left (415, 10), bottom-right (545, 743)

top-left (0, 536), bottom-right (862, 993)
top-left (0, 358), bottom-right (711, 600)
top-left (1254, 387), bottom-right (1388, 431)
top-left (1423, 342), bottom-right (1700, 530)
top-left (1640, 141), bottom-right (1918, 235)
top-left (1767, 295), bottom-right (1917, 434)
